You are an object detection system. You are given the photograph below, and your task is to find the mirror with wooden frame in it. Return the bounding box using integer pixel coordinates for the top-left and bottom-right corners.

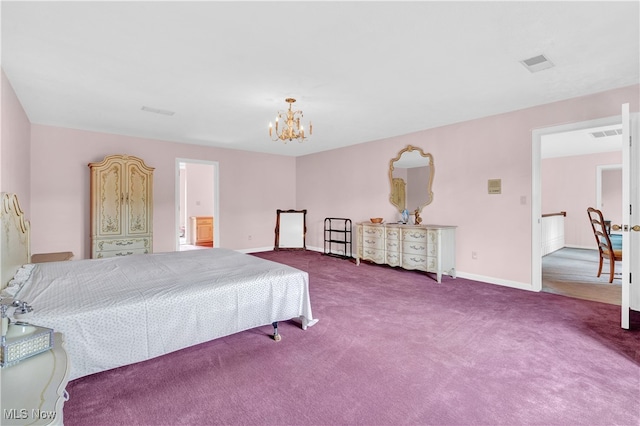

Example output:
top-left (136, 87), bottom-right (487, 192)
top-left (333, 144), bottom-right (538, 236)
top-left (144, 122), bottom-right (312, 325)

top-left (389, 145), bottom-right (434, 213)
top-left (274, 209), bottom-right (307, 250)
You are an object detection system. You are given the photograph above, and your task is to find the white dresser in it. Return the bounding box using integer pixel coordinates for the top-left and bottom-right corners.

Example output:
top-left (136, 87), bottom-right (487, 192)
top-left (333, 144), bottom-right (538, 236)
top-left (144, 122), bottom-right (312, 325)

top-left (356, 223), bottom-right (456, 283)
top-left (1, 333), bottom-right (70, 426)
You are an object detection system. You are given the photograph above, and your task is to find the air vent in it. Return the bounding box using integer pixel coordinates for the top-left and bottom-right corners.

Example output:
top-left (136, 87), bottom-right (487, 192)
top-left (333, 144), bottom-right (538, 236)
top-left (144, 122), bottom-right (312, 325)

top-left (520, 54), bottom-right (554, 73)
top-left (141, 106), bottom-right (175, 116)
top-left (590, 128), bottom-right (623, 138)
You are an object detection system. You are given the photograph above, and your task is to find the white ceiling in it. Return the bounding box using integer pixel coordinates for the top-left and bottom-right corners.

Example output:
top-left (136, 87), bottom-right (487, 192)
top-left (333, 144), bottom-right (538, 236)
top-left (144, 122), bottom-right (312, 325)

top-left (2, 1), bottom-right (639, 157)
top-left (541, 124), bottom-right (623, 159)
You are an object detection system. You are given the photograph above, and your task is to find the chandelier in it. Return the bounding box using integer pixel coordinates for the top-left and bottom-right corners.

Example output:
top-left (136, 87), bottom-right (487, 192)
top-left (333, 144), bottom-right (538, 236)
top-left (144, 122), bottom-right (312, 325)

top-left (269, 98), bottom-right (312, 143)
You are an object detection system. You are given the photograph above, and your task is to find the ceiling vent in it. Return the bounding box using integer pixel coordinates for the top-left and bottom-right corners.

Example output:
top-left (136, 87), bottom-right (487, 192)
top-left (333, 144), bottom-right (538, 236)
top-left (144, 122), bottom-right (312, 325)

top-left (590, 128), bottom-right (623, 138)
top-left (520, 54), bottom-right (554, 73)
top-left (141, 106), bottom-right (175, 116)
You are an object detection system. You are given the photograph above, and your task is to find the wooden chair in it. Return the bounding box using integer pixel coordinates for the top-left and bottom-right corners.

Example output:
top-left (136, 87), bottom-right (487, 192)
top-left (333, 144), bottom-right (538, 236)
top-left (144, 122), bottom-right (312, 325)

top-left (587, 207), bottom-right (622, 283)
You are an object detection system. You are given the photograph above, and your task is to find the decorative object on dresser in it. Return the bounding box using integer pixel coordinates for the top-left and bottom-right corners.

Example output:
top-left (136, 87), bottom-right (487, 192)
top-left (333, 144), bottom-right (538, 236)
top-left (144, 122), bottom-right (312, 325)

top-left (1, 333), bottom-right (70, 426)
top-left (413, 209), bottom-right (422, 225)
top-left (189, 216), bottom-right (214, 247)
top-left (389, 145), bottom-right (434, 214)
top-left (275, 209), bottom-right (307, 250)
top-left (356, 223), bottom-right (456, 283)
top-left (88, 154), bottom-right (154, 258)
top-left (323, 218), bottom-right (352, 259)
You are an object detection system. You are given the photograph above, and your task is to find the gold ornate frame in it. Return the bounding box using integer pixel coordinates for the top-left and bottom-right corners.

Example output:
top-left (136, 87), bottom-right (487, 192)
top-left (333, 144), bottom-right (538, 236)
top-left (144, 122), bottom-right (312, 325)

top-left (388, 145), bottom-right (435, 213)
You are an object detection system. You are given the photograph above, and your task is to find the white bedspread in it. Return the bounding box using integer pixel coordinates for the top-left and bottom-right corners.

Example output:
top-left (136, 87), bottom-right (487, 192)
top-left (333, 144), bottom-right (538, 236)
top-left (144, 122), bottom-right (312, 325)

top-left (6, 249), bottom-right (316, 380)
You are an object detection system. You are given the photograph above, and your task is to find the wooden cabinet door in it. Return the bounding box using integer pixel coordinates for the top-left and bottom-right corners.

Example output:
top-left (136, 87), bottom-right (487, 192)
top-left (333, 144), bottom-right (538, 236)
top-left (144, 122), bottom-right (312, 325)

top-left (94, 160), bottom-right (125, 237)
top-left (126, 161), bottom-right (153, 236)
top-left (197, 221), bottom-right (213, 242)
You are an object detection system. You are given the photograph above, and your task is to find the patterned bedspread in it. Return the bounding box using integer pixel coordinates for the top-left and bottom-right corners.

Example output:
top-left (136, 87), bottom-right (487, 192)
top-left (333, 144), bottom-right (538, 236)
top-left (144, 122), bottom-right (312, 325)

top-left (6, 248), bottom-right (316, 380)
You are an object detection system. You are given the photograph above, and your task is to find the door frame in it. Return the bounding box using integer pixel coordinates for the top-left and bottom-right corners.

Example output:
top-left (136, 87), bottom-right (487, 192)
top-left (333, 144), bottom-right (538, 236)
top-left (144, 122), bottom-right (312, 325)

top-left (175, 158), bottom-right (219, 250)
top-left (531, 114), bottom-right (622, 292)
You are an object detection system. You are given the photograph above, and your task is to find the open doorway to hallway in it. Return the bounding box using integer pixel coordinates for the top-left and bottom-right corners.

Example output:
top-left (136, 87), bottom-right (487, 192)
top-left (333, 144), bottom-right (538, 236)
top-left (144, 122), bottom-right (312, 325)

top-left (176, 159), bottom-right (219, 251)
top-left (538, 123), bottom-right (622, 305)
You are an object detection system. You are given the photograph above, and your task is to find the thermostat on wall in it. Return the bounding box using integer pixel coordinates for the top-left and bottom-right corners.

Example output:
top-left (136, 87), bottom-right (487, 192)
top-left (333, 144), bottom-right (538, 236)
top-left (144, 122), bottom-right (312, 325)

top-left (488, 179), bottom-right (502, 194)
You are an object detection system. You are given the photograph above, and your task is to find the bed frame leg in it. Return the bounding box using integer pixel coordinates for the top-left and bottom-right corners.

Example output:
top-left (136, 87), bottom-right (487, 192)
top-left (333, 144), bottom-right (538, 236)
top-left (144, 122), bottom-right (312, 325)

top-left (272, 321), bottom-right (281, 342)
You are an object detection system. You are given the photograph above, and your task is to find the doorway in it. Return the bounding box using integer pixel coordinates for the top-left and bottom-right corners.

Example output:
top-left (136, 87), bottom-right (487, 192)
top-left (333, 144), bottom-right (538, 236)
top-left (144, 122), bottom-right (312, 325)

top-left (175, 159), bottom-right (219, 251)
top-left (532, 116), bottom-right (623, 303)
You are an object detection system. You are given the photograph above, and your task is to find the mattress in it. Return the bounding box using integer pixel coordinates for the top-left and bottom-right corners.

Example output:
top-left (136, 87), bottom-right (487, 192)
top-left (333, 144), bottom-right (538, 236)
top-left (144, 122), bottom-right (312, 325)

top-left (4, 248), bottom-right (316, 380)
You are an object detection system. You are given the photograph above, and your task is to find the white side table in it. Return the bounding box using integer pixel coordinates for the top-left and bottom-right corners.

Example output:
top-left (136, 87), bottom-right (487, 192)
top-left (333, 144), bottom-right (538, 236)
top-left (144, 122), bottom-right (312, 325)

top-left (1, 333), bottom-right (70, 425)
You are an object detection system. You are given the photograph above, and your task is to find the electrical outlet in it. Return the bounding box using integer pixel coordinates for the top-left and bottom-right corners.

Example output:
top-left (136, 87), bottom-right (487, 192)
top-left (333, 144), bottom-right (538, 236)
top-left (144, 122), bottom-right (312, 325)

top-left (472, 251), bottom-right (478, 260)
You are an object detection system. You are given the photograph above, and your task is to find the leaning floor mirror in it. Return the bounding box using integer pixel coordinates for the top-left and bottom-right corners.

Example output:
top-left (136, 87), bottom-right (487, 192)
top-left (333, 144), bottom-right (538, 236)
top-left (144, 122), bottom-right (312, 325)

top-left (274, 209), bottom-right (307, 250)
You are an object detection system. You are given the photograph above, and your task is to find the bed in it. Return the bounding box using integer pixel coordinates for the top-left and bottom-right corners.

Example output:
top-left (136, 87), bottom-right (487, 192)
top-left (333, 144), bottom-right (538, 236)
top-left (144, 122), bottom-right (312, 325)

top-left (1, 192), bottom-right (317, 380)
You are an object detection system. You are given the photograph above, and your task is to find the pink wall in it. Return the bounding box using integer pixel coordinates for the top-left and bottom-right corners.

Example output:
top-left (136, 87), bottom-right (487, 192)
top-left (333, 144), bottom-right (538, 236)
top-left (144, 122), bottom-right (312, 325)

top-left (1, 70), bottom-right (31, 214)
top-left (297, 84), bottom-right (639, 286)
top-left (602, 168), bottom-right (622, 226)
top-left (29, 124), bottom-right (296, 259)
top-left (185, 162), bottom-right (214, 218)
top-left (542, 151), bottom-right (622, 249)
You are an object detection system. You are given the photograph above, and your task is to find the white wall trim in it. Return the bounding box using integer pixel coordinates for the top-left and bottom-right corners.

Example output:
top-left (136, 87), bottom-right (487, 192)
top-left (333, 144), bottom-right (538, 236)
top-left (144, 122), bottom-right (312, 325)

top-left (564, 244), bottom-right (597, 250)
top-left (242, 245), bottom-right (326, 254)
top-left (457, 272), bottom-right (535, 292)
top-left (238, 246), bottom-right (274, 254)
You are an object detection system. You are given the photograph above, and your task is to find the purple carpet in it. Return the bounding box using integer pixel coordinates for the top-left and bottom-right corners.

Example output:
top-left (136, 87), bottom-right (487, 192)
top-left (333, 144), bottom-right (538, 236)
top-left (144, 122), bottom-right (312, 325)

top-left (64, 250), bottom-right (640, 425)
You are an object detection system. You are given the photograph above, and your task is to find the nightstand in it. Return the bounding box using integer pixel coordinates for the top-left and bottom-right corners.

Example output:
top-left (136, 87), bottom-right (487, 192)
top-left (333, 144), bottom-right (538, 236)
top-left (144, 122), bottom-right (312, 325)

top-left (30, 252), bottom-right (74, 263)
top-left (1, 333), bottom-right (70, 425)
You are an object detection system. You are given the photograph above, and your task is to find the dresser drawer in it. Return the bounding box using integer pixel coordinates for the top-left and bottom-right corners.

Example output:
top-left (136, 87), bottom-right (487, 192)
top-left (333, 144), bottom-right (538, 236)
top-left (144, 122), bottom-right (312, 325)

top-left (362, 226), bottom-right (384, 250)
top-left (362, 248), bottom-right (385, 264)
top-left (95, 238), bottom-right (151, 258)
top-left (385, 227), bottom-right (400, 240)
top-left (402, 253), bottom-right (437, 272)
top-left (386, 238), bottom-right (401, 253)
top-left (196, 217), bottom-right (212, 226)
top-left (96, 247), bottom-right (150, 258)
top-left (402, 240), bottom-right (427, 255)
top-left (386, 251), bottom-right (401, 267)
top-left (402, 228), bottom-right (428, 244)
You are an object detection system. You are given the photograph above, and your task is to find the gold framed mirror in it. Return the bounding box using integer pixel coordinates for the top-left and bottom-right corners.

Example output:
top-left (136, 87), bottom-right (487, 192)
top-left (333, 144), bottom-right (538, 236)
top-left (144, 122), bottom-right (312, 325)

top-left (274, 209), bottom-right (307, 250)
top-left (389, 145), bottom-right (434, 213)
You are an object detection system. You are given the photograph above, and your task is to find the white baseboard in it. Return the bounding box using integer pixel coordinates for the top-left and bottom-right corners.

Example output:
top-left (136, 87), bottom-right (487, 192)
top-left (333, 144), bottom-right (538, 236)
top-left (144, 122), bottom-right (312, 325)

top-left (238, 247), bottom-right (533, 292)
top-left (456, 272), bottom-right (536, 292)
top-left (240, 246), bottom-right (331, 254)
top-left (564, 244), bottom-right (596, 250)
top-left (237, 246), bottom-right (273, 254)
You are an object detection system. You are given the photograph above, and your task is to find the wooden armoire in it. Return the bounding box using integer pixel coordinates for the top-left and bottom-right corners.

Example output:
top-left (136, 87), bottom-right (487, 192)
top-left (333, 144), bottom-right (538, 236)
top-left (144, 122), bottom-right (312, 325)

top-left (89, 154), bottom-right (154, 258)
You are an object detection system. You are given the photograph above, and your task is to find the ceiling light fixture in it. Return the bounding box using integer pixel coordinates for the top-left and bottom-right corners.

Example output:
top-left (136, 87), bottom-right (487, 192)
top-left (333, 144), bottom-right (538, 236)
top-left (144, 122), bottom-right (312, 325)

top-left (269, 98), bottom-right (312, 143)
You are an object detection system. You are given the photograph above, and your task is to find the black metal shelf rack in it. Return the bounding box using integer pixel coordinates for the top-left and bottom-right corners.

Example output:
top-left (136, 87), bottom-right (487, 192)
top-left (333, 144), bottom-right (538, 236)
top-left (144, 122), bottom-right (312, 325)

top-left (323, 218), bottom-right (352, 259)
